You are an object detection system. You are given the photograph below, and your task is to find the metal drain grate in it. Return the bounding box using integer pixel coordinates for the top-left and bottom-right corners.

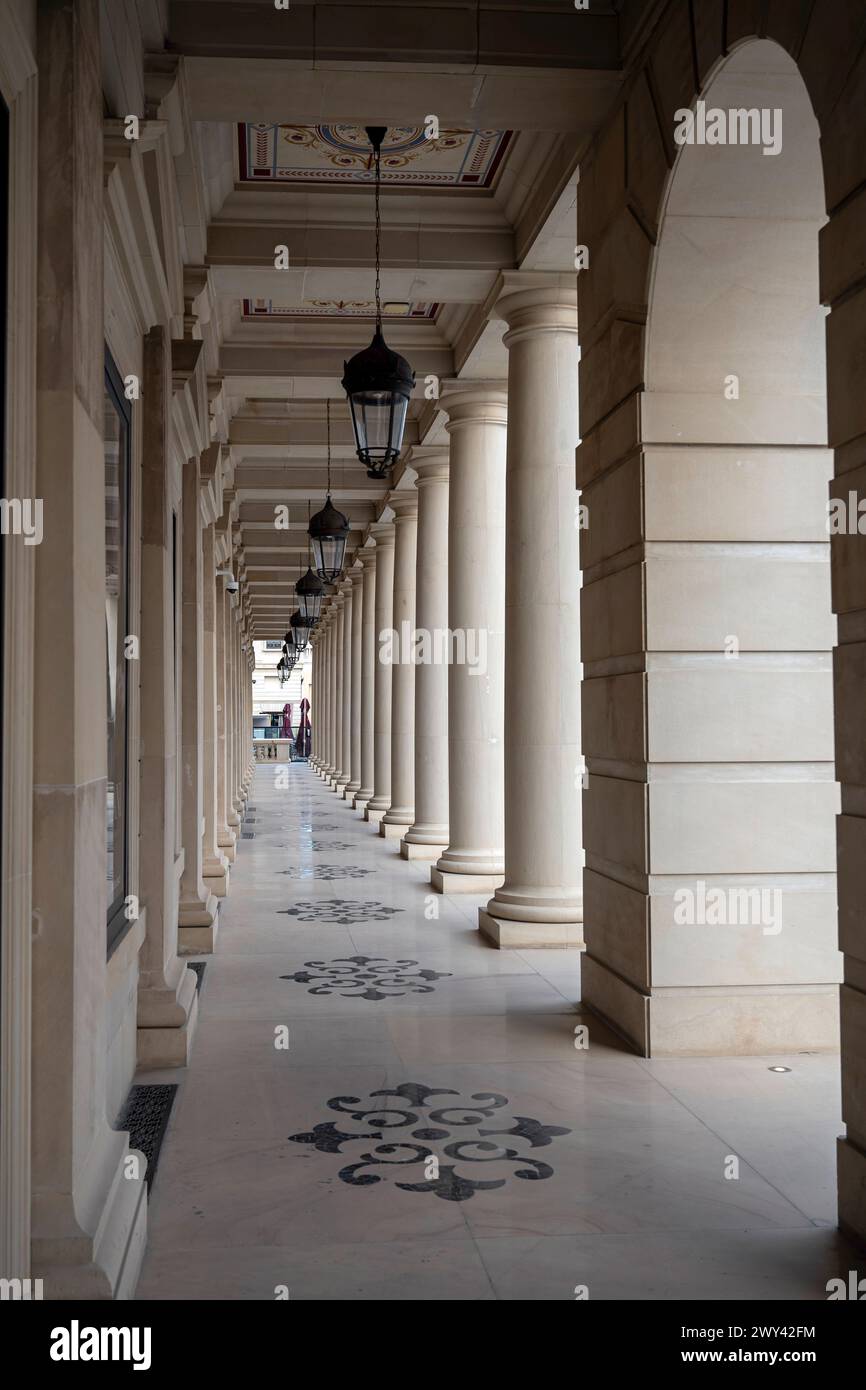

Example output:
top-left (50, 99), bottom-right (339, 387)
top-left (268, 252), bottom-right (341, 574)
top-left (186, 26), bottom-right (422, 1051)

top-left (189, 961), bottom-right (207, 991)
top-left (116, 1084), bottom-right (177, 1190)
top-left (241, 830), bottom-right (255, 839)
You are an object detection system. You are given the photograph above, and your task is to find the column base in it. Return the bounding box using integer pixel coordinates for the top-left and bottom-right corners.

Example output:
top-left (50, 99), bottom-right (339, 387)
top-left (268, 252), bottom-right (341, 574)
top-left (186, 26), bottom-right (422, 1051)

top-left (137, 965), bottom-right (200, 1069)
top-left (178, 886), bottom-right (219, 953)
top-left (344, 782), bottom-right (361, 800)
top-left (365, 804), bottom-right (388, 826)
top-left (203, 855), bottom-right (230, 898)
top-left (218, 831), bottom-right (237, 865)
top-left (838, 1135), bottom-right (866, 1250)
top-left (179, 916), bottom-right (220, 955)
top-left (178, 888), bottom-right (218, 928)
top-left (32, 1132), bottom-right (148, 1300)
top-left (400, 838), bottom-right (441, 860)
top-left (478, 907), bottom-right (585, 950)
top-left (582, 954), bottom-right (840, 1058)
top-left (430, 867), bottom-right (504, 895)
top-left (380, 819), bottom-right (411, 839)
top-left (353, 789), bottom-right (373, 812)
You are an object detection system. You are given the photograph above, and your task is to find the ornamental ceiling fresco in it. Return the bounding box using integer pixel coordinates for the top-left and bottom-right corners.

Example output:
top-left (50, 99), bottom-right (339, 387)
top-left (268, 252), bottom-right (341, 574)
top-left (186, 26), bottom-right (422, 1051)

top-left (241, 298), bottom-right (440, 320)
top-left (237, 123), bottom-right (514, 188)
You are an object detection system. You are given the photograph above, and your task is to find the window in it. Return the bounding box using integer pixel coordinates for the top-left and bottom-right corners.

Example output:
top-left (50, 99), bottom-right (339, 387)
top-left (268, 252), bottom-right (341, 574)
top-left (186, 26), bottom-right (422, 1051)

top-left (265, 640), bottom-right (282, 650)
top-left (104, 352), bottom-right (131, 951)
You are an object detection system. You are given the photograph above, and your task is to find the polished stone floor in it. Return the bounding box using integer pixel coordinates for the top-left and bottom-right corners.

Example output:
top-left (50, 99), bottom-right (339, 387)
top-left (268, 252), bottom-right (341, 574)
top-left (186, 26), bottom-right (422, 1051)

top-left (135, 763), bottom-right (859, 1300)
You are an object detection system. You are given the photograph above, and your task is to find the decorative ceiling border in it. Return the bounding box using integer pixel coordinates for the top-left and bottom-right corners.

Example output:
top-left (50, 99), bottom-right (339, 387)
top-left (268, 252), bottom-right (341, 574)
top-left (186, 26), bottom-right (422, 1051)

top-left (241, 298), bottom-right (440, 321)
top-left (236, 124), bottom-right (514, 190)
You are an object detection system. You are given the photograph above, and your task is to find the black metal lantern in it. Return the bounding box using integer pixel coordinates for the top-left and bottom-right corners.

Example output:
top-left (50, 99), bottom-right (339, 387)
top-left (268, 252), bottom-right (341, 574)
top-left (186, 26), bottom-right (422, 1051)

top-left (289, 609), bottom-right (311, 654)
top-left (295, 565), bottom-right (324, 624)
top-left (341, 127), bottom-right (414, 480)
top-left (309, 400), bottom-right (350, 582)
top-left (296, 500), bottom-right (326, 623)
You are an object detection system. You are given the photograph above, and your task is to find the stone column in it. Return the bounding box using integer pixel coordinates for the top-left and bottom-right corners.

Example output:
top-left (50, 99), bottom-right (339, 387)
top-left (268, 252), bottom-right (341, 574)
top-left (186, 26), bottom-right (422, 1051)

top-left (432, 386), bottom-right (507, 892)
top-left (346, 564), bottom-right (364, 798)
top-left (227, 600), bottom-right (241, 826)
top-left (402, 452), bottom-right (450, 859)
top-left (241, 630), bottom-right (252, 791)
top-left (136, 330), bottom-right (199, 1066)
top-left (310, 634), bottom-right (319, 765)
top-left (336, 579), bottom-right (353, 794)
top-left (30, 0), bottom-right (146, 1295)
top-left (479, 275), bottom-right (583, 948)
top-left (382, 492), bottom-right (418, 839)
top-left (365, 521), bottom-right (396, 824)
top-left (353, 547), bottom-right (377, 811)
top-left (201, 522), bottom-right (229, 895)
top-left (215, 576), bottom-right (237, 863)
top-left (230, 615), bottom-right (239, 815)
top-left (178, 454), bottom-right (218, 948)
top-left (322, 608), bottom-right (335, 777)
top-left (331, 592), bottom-right (346, 789)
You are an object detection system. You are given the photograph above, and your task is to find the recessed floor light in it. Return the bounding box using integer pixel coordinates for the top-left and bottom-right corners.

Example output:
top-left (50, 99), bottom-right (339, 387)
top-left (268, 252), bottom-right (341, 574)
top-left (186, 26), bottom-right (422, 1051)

top-left (768, 1065), bottom-right (791, 1073)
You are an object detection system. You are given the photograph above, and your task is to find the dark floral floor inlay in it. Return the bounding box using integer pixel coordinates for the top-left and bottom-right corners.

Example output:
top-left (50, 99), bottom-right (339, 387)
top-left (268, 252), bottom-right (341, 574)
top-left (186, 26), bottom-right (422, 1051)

top-left (281, 954), bottom-right (451, 1000)
top-left (291, 823), bottom-right (340, 833)
top-left (278, 899), bottom-right (404, 925)
top-left (288, 1083), bottom-right (571, 1201)
top-left (277, 864), bottom-right (374, 881)
top-left (310, 840), bottom-right (357, 852)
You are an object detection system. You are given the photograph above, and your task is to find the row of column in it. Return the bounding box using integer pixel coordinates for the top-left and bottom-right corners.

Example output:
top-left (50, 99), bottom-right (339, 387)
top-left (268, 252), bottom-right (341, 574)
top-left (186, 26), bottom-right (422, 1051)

top-left (180, 494), bottom-right (254, 950)
top-left (311, 273), bottom-right (582, 949)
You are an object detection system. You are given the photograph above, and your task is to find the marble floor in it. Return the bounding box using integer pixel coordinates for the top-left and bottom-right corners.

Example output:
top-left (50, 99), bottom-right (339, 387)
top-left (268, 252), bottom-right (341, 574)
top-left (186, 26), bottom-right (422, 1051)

top-left (135, 763), bottom-right (859, 1301)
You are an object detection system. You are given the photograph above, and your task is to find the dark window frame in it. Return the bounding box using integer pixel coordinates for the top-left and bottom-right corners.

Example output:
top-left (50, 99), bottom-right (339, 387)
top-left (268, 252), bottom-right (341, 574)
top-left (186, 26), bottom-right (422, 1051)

top-left (104, 349), bottom-right (132, 955)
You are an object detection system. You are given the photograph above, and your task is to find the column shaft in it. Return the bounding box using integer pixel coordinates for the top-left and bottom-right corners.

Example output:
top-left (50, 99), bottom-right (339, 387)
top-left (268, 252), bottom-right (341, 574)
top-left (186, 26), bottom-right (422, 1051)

top-left (332, 596), bottom-right (345, 788)
top-left (215, 575), bottom-right (236, 862)
top-left (479, 277), bottom-right (583, 948)
top-left (354, 549), bottom-right (377, 810)
top-left (178, 454), bottom-right (218, 946)
top-left (365, 522), bottom-right (396, 823)
top-left (402, 454), bottom-right (450, 858)
top-left (346, 565), bottom-right (364, 796)
top-left (382, 494), bottom-right (418, 836)
top-left (336, 581), bottom-right (353, 792)
top-left (432, 387), bottom-right (507, 892)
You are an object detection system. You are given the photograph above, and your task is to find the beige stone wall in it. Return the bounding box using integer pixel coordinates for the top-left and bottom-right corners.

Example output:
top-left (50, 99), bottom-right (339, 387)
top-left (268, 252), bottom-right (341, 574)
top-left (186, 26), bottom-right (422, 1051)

top-left (576, 0), bottom-right (866, 1242)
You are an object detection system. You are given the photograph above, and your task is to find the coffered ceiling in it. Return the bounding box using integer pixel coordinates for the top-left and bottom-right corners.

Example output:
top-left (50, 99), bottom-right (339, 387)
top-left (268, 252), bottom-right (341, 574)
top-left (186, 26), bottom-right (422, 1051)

top-left (163, 0), bottom-right (627, 635)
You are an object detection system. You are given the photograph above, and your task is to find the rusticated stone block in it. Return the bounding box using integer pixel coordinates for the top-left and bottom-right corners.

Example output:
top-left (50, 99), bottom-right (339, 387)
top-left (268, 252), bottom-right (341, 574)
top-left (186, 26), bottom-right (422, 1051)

top-left (577, 316), bottom-right (643, 436)
top-left (625, 68), bottom-right (669, 237)
top-left (647, 0), bottom-right (696, 164)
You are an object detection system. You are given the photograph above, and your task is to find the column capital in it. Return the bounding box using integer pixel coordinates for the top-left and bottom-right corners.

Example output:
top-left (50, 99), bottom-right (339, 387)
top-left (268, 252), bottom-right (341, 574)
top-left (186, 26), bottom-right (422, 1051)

top-left (388, 492), bottom-right (419, 520)
top-left (492, 270), bottom-right (578, 345)
top-left (357, 544), bottom-right (378, 569)
top-left (438, 381), bottom-right (508, 431)
top-left (412, 450), bottom-right (450, 486)
top-left (369, 520), bottom-right (396, 547)
top-left (348, 564), bottom-right (365, 588)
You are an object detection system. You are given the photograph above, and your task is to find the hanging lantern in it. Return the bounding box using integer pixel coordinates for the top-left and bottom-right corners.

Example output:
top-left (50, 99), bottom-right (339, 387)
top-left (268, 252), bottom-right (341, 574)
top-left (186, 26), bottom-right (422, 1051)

top-left (295, 567), bottom-right (324, 624)
top-left (289, 610), bottom-right (311, 654)
top-left (341, 127), bottom-right (414, 480)
top-left (309, 399), bottom-right (349, 582)
top-left (296, 500), bottom-right (326, 622)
